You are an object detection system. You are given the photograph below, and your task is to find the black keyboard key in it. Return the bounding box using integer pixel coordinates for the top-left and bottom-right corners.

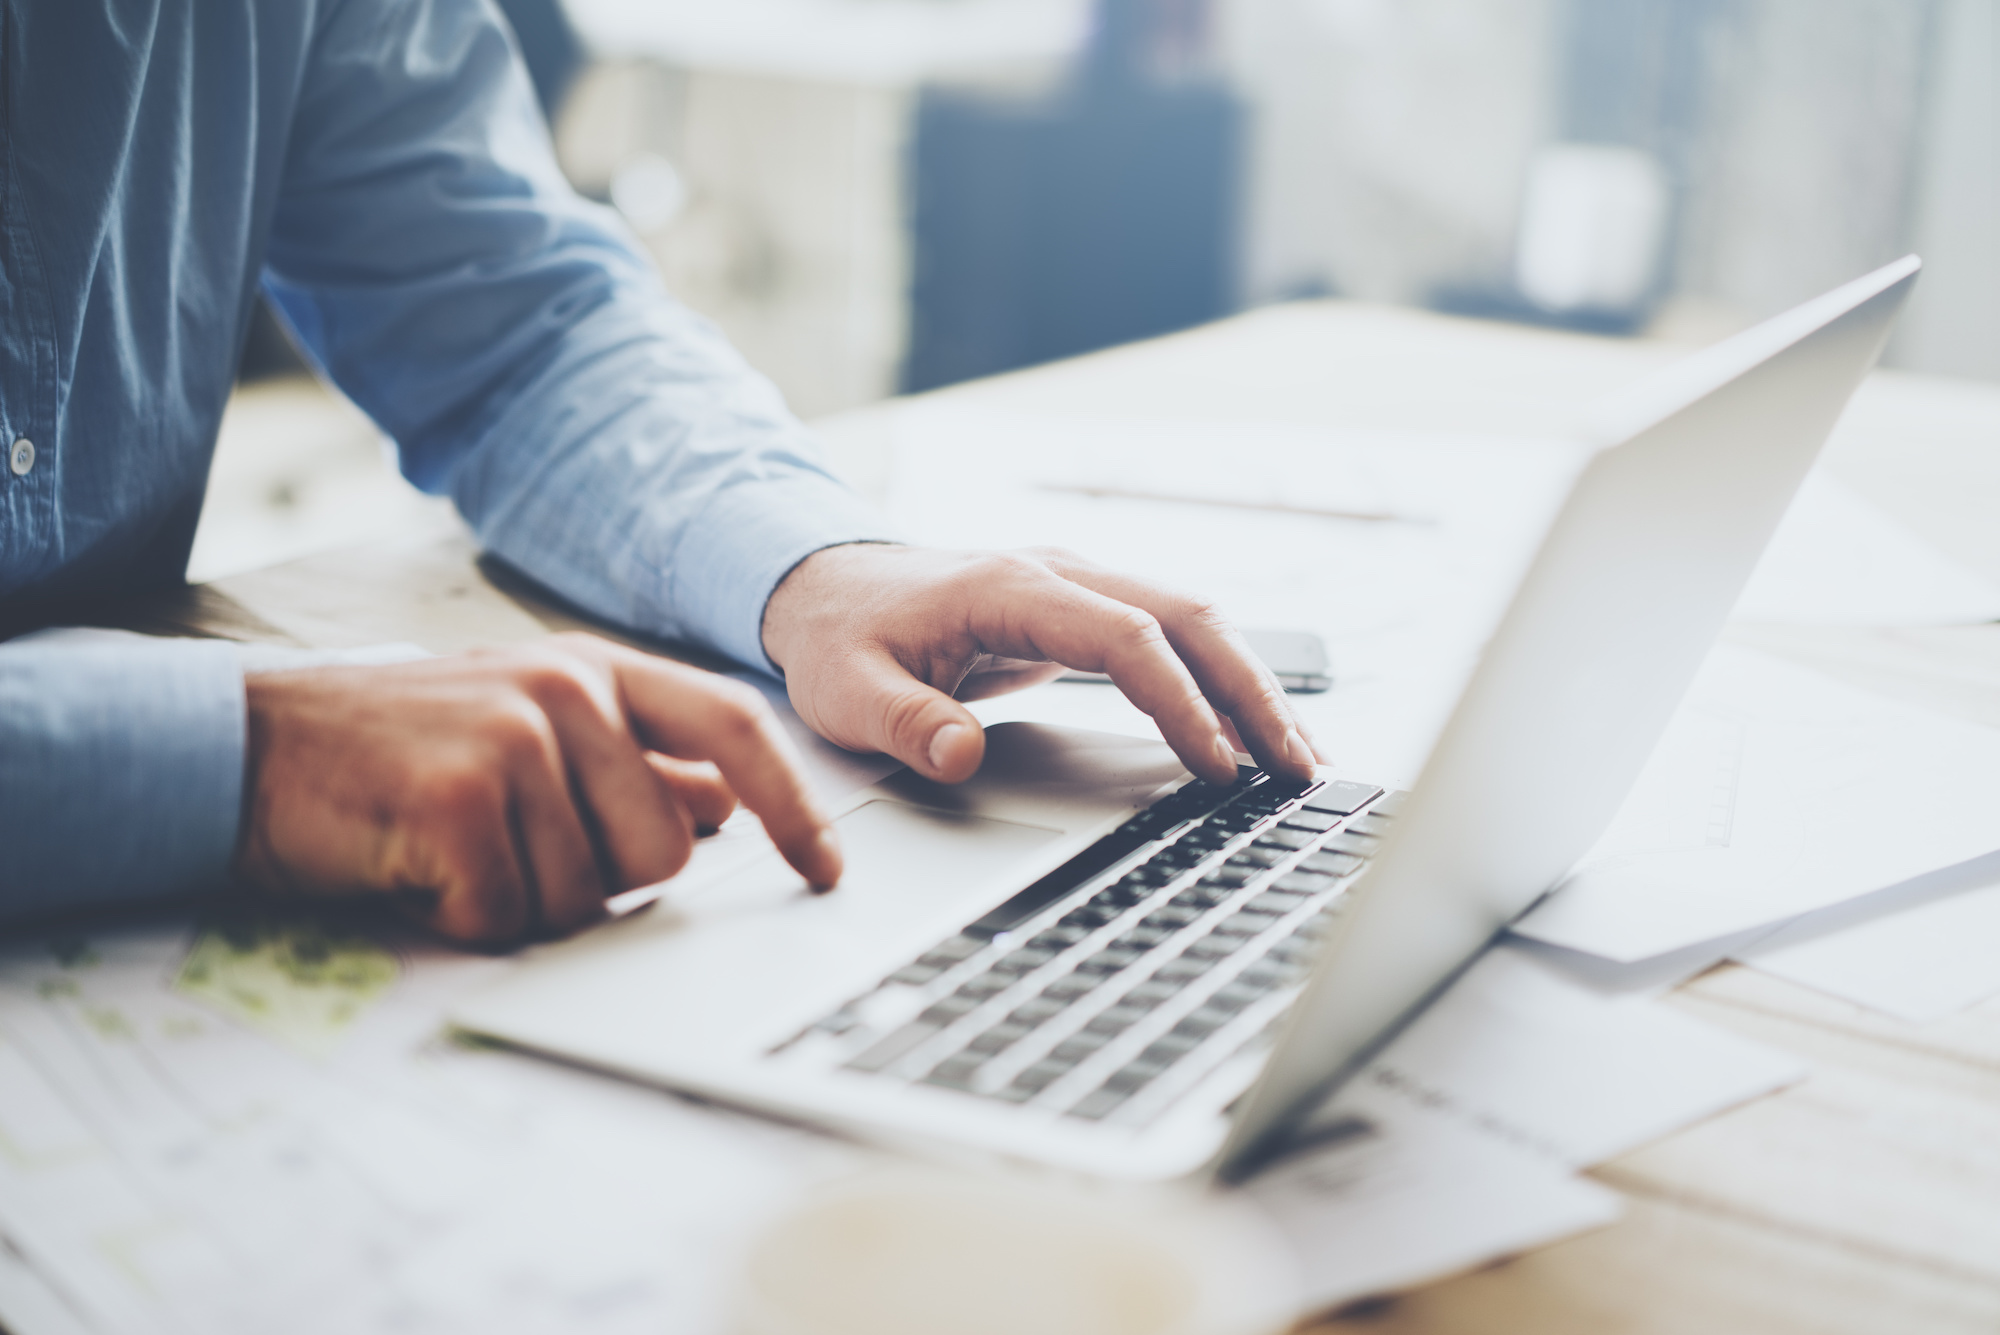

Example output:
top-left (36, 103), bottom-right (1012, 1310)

top-left (846, 1021), bottom-right (941, 1072)
top-left (1199, 864), bottom-right (1255, 889)
top-left (1120, 862), bottom-right (1177, 889)
top-left (1064, 903), bottom-right (1118, 930)
top-left (916, 935), bottom-right (984, 969)
top-left (923, 1054), bottom-right (987, 1089)
top-left (919, 996), bottom-right (979, 1026)
top-left (1179, 824), bottom-right (1231, 850)
top-left (1144, 905), bottom-right (1201, 929)
top-left (1185, 932), bottom-right (1249, 960)
top-left (1030, 925), bottom-right (1088, 950)
top-left (1177, 884), bottom-right (1233, 909)
top-left (1229, 846), bottom-right (1286, 869)
top-left (1255, 827), bottom-right (1316, 852)
top-left (1011, 1059), bottom-right (1075, 1094)
top-left (1155, 954), bottom-right (1219, 982)
top-left (1051, 1031), bottom-right (1112, 1063)
top-left (1044, 972), bottom-right (1104, 1000)
top-left (1298, 850), bottom-right (1363, 877)
top-left (1120, 924), bottom-right (1174, 949)
top-left (1213, 910), bottom-right (1282, 938)
top-left (1274, 870), bottom-right (1338, 895)
top-left (1123, 978), bottom-right (1181, 1007)
top-left (967, 1022), bottom-right (1032, 1054)
top-left (992, 948), bottom-right (1056, 975)
top-left (1068, 1086), bottom-right (1135, 1120)
top-left (1010, 996), bottom-right (1068, 1026)
top-left (1302, 781), bottom-right (1383, 816)
top-left (1085, 1003), bottom-right (1148, 1035)
top-left (1279, 808), bottom-right (1340, 833)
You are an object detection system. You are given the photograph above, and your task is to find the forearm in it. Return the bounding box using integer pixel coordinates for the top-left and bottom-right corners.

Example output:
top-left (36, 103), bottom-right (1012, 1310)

top-left (0, 631), bottom-right (245, 920)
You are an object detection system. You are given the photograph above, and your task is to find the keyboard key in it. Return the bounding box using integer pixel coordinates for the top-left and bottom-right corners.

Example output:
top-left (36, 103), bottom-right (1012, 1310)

top-left (1171, 1008), bottom-right (1231, 1039)
top-left (919, 996), bottom-right (979, 1026)
top-left (1178, 884), bottom-right (1233, 908)
top-left (1274, 870), bottom-right (1339, 895)
top-left (886, 962), bottom-right (942, 986)
top-left (1009, 996), bottom-right (1068, 1025)
top-left (1219, 910), bottom-right (1284, 939)
top-left (1144, 905), bottom-right (1201, 929)
top-left (1153, 842), bottom-right (1207, 869)
top-left (1030, 925), bottom-right (1089, 950)
top-left (1121, 924), bottom-right (1174, 949)
top-left (846, 1021), bottom-right (941, 1072)
top-left (1234, 960), bottom-right (1287, 991)
top-left (1085, 1004), bottom-right (1148, 1035)
top-left (1323, 831), bottom-right (1380, 857)
top-left (1248, 888), bottom-right (1312, 913)
top-left (1210, 980), bottom-right (1266, 1010)
top-left (968, 1022), bottom-right (1032, 1054)
top-left (916, 935), bottom-right (984, 968)
top-left (923, 1054), bottom-right (987, 1089)
top-left (1064, 903), bottom-right (1118, 929)
top-left (1104, 1058), bottom-right (1169, 1092)
top-left (956, 972), bottom-right (1012, 998)
top-left (1199, 864), bottom-right (1255, 889)
top-left (1255, 827), bottom-right (1316, 852)
top-left (1011, 1059), bottom-right (1075, 1094)
top-left (1279, 808), bottom-right (1340, 833)
top-left (1185, 932), bottom-right (1249, 960)
top-left (1123, 978), bottom-right (1181, 1007)
top-left (1302, 781), bottom-right (1383, 815)
top-left (1141, 1030), bottom-right (1202, 1061)
top-left (1155, 954), bottom-right (1218, 982)
top-left (1179, 824), bottom-right (1231, 850)
top-left (1051, 1031), bottom-right (1112, 1063)
top-left (1083, 944), bottom-right (1145, 973)
top-left (1298, 850), bottom-right (1363, 877)
top-left (1370, 790), bottom-right (1410, 817)
top-left (1044, 972), bottom-right (1104, 1000)
top-left (1229, 846), bottom-right (1286, 869)
top-left (1346, 813), bottom-right (1394, 838)
top-left (1068, 1086), bottom-right (1135, 1120)
top-left (992, 948), bottom-right (1056, 974)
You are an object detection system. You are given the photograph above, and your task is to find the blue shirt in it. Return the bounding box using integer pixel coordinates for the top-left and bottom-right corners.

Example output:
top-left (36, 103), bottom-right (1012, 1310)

top-left (0, 0), bottom-right (889, 917)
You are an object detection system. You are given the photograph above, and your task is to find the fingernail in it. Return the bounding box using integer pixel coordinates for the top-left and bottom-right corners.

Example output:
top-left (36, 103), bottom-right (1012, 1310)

top-left (1284, 728), bottom-right (1316, 771)
top-left (929, 723), bottom-right (969, 777)
top-left (1212, 732), bottom-right (1239, 774)
top-left (808, 826), bottom-right (842, 894)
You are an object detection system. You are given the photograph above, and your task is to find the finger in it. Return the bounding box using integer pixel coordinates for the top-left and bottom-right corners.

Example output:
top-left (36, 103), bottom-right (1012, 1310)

top-left (607, 652), bottom-right (843, 889)
top-left (408, 774), bottom-right (535, 945)
top-left (506, 713), bottom-right (619, 934)
top-left (1038, 555), bottom-right (1319, 778)
top-left (955, 565), bottom-right (1239, 783)
top-left (644, 754), bottom-right (738, 833)
top-left (953, 655), bottom-right (1067, 702)
top-left (791, 641), bottom-right (990, 784)
top-left (521, 654), bottom-right (700, 890)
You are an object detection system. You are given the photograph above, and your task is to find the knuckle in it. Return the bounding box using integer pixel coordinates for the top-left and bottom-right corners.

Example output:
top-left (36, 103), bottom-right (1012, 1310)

top-left (1111, 605), bottom-right (1165, 646)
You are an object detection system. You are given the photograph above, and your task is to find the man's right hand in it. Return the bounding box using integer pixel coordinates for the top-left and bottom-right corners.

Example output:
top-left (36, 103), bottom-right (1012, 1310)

top-left (233, 633), bottom-right (841, 946)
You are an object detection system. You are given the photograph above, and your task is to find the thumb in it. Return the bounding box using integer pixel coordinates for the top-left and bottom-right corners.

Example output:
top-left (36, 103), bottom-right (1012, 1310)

top-left (822, 649), bottom-right (988, 783)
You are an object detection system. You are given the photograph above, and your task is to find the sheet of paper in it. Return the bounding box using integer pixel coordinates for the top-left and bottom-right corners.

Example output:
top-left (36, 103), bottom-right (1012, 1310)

top-left (1733, 470), bottom-right (2000, 625)
top-left (1351, 945), bottom-right (1805, 1166)
top-left (1734, 853), bottom-right (2000, 1020)
top-left (1246, 1097), bottom-right (1621, 1315)
top-left (1513, 644), bottom-right (2000, 961)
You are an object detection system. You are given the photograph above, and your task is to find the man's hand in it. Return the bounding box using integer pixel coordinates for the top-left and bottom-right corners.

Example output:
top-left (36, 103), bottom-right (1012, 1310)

top-left (762, 544), bottom-right (1325, 786)
top-left (234, 634), bottom-right (840, 945)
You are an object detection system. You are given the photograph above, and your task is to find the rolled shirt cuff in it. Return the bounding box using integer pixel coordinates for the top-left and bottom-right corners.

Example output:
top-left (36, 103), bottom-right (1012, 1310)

top-left (0, 631), bottom-right (246, 920)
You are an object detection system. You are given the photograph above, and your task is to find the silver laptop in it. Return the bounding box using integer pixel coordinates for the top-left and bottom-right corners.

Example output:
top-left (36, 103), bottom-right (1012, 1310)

top-left (452, 257), bottom-right (1918, 1182)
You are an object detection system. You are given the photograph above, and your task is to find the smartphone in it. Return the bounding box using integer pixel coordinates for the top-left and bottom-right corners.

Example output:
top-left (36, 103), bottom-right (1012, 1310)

top-left (1058, 627), bottom-right (1332, 693)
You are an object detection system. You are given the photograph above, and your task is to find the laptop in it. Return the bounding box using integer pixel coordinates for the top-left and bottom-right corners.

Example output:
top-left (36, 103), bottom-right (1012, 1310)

top-left (452, 257), bottom-right (1919, 1182)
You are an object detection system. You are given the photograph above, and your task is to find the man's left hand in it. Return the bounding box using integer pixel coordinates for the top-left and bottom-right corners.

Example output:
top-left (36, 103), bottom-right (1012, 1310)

top-left (761, 544), bottom-right (1326, 787)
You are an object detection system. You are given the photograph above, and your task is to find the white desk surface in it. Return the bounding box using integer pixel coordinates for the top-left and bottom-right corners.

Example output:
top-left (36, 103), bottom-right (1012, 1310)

top-left (179, 300), bottom-right (2000, 1333)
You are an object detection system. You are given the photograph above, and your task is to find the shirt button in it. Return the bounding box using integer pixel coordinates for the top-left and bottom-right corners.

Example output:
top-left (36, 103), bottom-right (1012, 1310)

top-left (8, 438), bottom-right (33, 476)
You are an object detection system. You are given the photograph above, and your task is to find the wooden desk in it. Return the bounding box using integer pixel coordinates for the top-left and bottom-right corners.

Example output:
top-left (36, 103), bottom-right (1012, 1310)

top-left (178, 301), bottom-right (2000, 1334)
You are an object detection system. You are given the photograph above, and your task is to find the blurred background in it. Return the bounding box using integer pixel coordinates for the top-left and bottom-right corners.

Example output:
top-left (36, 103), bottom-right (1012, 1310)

top-left (198, 0), bottom-right (2000, 582)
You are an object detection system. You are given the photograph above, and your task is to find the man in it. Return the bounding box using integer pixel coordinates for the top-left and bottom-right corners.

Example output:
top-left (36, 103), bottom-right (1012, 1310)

top-left (0, 0), bottom-right (1319, 944)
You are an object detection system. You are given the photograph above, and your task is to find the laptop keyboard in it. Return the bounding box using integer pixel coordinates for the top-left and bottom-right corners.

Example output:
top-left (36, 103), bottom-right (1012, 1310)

top-left (772, 769), bottom-right (1405, 1128)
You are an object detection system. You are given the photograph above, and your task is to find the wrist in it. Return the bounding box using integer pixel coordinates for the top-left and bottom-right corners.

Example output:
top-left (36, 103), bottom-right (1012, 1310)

top-left (761, 541), bottom-right (902, 672)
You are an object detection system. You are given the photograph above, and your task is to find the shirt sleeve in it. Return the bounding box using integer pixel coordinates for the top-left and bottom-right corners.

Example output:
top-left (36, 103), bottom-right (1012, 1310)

top-left (261, 0), bottom-right (894, 672)
top-left (0, 631), bottom-right (245, 923)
